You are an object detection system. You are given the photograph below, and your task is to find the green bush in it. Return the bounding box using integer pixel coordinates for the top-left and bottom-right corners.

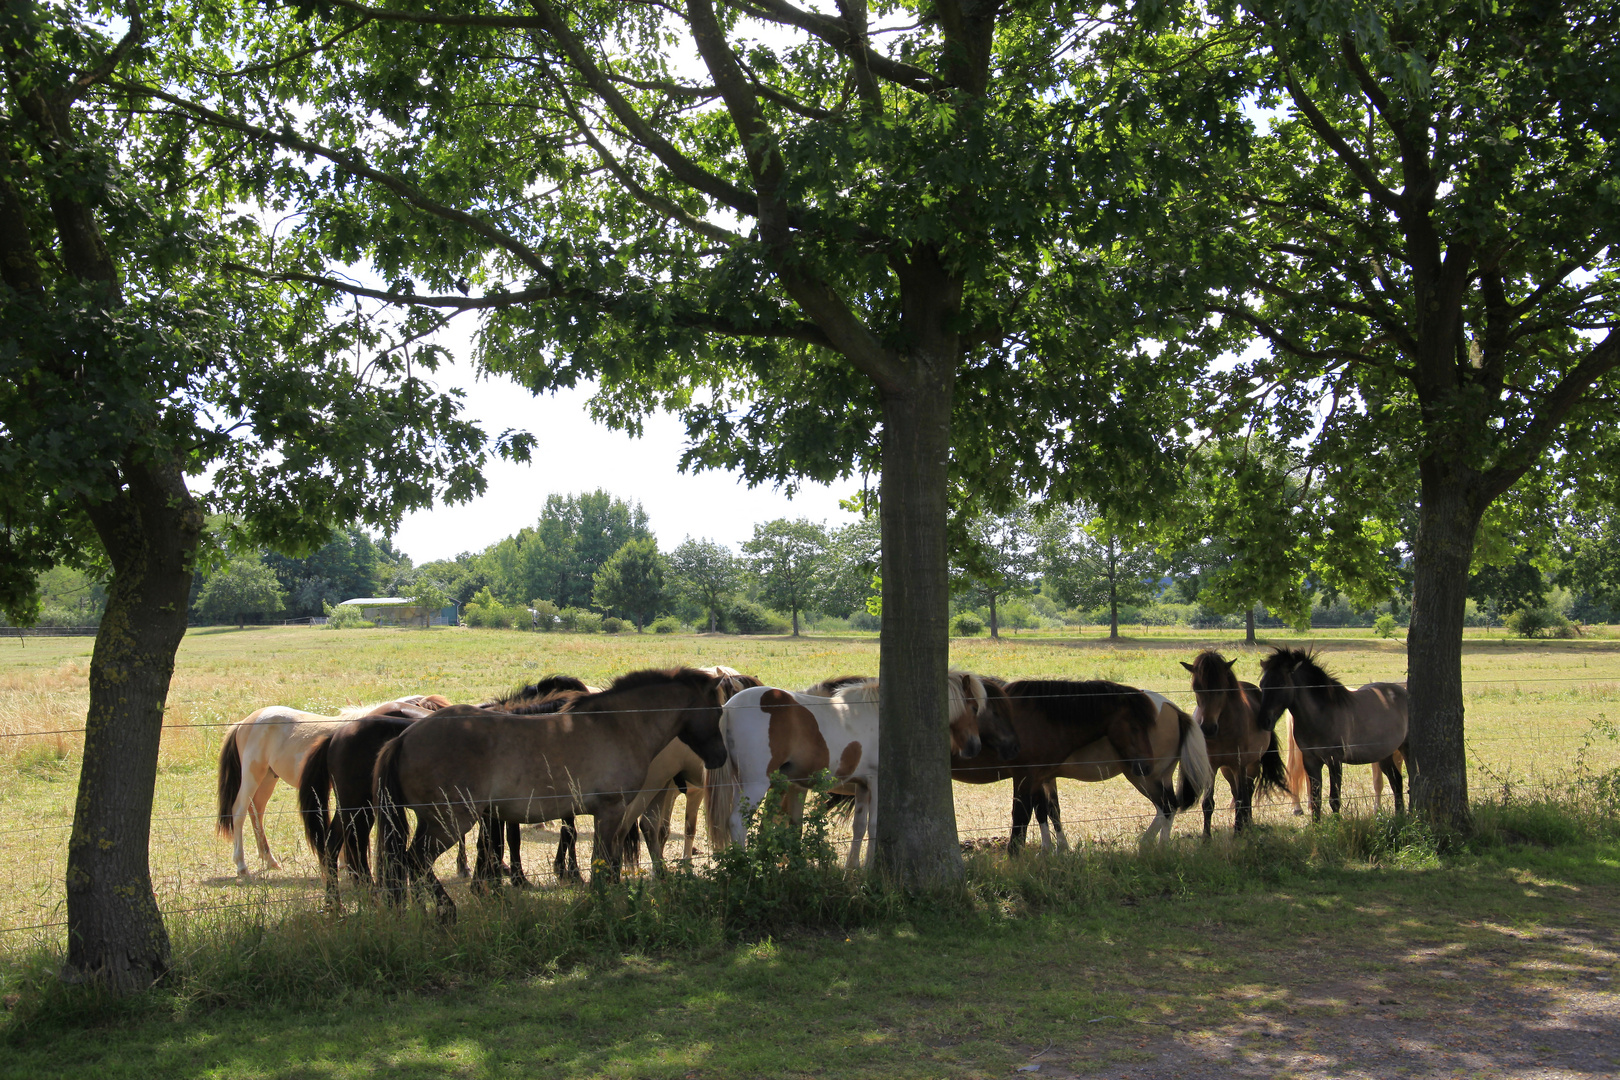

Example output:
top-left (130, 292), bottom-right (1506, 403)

top-left (572, 610), bottom-right (603, 634)
top-left (726, 599), bottom-right (788, 634)
top-left (952, 612), bottom-right (984, 636)
top-left (530, 600), bottom-right (560, 630)
top-left (650, 616), bottom-right (683, 634)
top-left (323, 605), bottom-right (374, 630)
top-left (601, 616), bottom-right (629, 634)
top-left (1506, 606), bottom-right (1574, 638)
top-left (1374, 613), bottom-right (1397, 638)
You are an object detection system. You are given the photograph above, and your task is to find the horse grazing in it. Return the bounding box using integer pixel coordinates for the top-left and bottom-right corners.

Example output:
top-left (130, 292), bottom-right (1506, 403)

top-left (298, 676), bottom-right (589, 904)
top-left (708, 672), bottom-right (994, 869)
top-left (1183, 651), bottom-right (1290, 835)
top-left (1258, 648), bottom-right (1408, 819)
top-left (1015, 689), bottom-right (1214, 851)
top-left (375, 668), bottom-right (728, 919)
top-left (217, 694), bottom-right (451, 877)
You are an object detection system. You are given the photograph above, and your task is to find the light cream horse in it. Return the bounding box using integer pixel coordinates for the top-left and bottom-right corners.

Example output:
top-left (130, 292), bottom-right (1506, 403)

top-left (215, 694), bottom-right (450, 877)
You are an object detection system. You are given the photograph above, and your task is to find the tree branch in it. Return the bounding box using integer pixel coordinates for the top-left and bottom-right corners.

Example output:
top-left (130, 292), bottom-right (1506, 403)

top-left (728, 0), bottom-right (946, 94)
top-left (1281, 68), bottom-right (1405, 216)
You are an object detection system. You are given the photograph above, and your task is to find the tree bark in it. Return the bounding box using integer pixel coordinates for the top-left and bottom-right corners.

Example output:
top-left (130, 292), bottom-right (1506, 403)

top-left (1245, 606), bottom-right (1256, 645)
top-left (1405, 462), bottom-right (1483, 832)
top-left (988, 593), bottom-right (999, 638)
top-left (64, 454), bottom-right (201, 990)
top-left (1108, 544), bottom-right (1120, 640)
top-left (874, 355), bottom-right (962, 886)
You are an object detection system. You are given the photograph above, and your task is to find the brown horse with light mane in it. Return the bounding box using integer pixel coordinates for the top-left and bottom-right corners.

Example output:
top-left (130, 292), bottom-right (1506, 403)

top-left (1183, 650), bottom-right (1290, 834)
top-left (375, 668), bottom-right (728, 919)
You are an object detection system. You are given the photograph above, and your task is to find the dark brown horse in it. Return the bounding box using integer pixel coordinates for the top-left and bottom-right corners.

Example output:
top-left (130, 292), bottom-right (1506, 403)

top-left (1182, 650), bottom-right (1290, 835)
top-left (376, 668), bottom-right (728, 919)
top-left (1258, 648), bottom-right (1408, 820)
top-left (950, 679), bottom-right (1162, 854)
top-left (298, 676), bottom-right (588, 906)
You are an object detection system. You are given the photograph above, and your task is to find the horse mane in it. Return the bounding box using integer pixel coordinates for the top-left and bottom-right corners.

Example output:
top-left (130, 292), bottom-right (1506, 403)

top-left (1264, 647), bottom-right (1355, 708)
top-left (1189, 650), bottom-right (1240, 692)
top-left (951, 669), bottom-right (988, 718)
top-left (806, 674), bottom-right (874, 697)
top-left (485, 674), bottom-right (591, 709)
top-left (603, 667), bottom-right (719, 694)
top-left (1005, 679), bottom-right (1157, 733)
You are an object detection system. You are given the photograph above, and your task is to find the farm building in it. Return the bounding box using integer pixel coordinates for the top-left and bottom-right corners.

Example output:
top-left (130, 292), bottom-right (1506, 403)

top-left (335, 597), bottom-right (458, 627)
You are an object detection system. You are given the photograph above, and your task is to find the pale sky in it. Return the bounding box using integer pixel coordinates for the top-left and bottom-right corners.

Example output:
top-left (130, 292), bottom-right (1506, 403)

top-left (389, 339), bottom-right (854, 564)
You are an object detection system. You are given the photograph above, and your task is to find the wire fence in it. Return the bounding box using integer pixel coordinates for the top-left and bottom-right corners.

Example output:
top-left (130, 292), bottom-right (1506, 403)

top-left (1, 673), bottom-right (1616, 949)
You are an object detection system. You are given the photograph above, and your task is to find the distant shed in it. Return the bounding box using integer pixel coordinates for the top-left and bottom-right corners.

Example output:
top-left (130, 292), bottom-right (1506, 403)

top-left (336, 597), bottom-right (458, 627)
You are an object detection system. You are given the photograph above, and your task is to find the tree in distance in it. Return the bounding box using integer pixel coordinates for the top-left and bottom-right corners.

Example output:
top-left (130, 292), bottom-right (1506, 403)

top-left (743, 519), bottom-right (828, 638)
top-left (669, 538), bottom-right (740, 633)
top-left (953, 505), bottom-right (1041, 639)
top-left (193, 556), bottom-right (287, 629)
top-left (593, 537), bottom-right (669, 631)
top-left (1041, 507), bottom-right (1163, 641)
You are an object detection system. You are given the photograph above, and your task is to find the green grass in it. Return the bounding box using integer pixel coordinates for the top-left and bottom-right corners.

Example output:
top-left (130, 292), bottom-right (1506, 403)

top-left (1, 801), bottom-right (1616, 1078)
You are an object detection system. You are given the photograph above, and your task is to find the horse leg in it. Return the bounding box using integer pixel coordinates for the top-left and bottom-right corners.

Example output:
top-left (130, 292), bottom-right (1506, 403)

top-left (1234, 769), bottom-right (1257, 833)
top-left (554, 816), bottom-right (582, 883)
top-left (683, 783), bottom-right (703, 863)
top-left (408, 814), bottom-right (462, 923)
top-left (590, 804), bottom-right (628, 883)
top-left (507, 821), bottom-right (529, 887)
top-left (1306, 759), bottom-right (1325, 821)
top-left (1327, 760), bottom-right (1343, 816)
top-left (845, 791), bottom-right (869, 870)
top-left (1032, 782), bottom-right (1053, 853)
top-left (249, 771), bottom-right (282, 872)
top-left (456, 837), bottom-right (471, 878)
top-left (1202, 766), bottom-right (1223, 839)
top-left (1045, 781), bottom-right (1070, 852)
top-left (1371, 762), bottom-right (1386, 813)
top-left (1287, 721), bottom-right (1306, 816)
top-left (471, 808), bottom-right (504, 896)
top-left (1381, 756), bottom-right (1406, 815)
top-left (1008, 776), bottom-right (1035, 855)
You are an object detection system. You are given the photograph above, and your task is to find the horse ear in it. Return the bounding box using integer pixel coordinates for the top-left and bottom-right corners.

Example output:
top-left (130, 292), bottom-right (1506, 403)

top-left (1225, 658), bottom-right (1237, 670)
top-left (1179, 661), bottom-right (1195, 673)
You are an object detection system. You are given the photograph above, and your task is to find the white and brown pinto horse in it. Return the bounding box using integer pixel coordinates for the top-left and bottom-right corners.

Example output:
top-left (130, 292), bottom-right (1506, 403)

top-left (707, 672), bottom-right (991, 869)
top-left (217, 694), bottom-right (451, 877)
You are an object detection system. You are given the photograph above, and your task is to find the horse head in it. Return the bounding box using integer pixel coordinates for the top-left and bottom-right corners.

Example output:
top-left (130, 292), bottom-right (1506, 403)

top-left (1182, 650), bottom-right (1238, 738)
top-left (945, 673), bottom-right (983, 760)
top-left (968, 674), bottom-right (1021, 761)
top-left (674, 670), bottom-right (730, 770)
top-left (1256, 648), bottom-right (1309, 729)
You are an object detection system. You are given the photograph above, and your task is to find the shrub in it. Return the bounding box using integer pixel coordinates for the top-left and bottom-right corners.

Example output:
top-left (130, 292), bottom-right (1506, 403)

top-left (1374, 613), bottom-right (1397, 638)
top-left (530, 600), bottom-right (560, 630)
top-left (601, 616), bottom-right (629, 634)
top-left (323, 605), bottom-right (374, 630)
top-left (572, 610), bottom-right (603, 634)
top-left (726, 599), bottom-right (788, 634)
top-left (650, 616), bottom-right (683, 634)
top-left (1506, 606), bottom-right (1574, 638)
top-left (952, 612), bottom-right (984, 636)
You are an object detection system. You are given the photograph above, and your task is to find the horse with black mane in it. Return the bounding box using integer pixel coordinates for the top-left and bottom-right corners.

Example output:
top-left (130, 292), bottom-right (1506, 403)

top-left (1183, 650), bottom-right (1290, 834)
top-left (1257, 647), bottom-right (1407, 819)
top-left (375, 667), bottom-right (727, 920)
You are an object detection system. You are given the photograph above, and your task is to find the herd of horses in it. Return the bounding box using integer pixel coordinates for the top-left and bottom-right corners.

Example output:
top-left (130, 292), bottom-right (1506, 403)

top-left (214, 649), bottom-right (1411, 920)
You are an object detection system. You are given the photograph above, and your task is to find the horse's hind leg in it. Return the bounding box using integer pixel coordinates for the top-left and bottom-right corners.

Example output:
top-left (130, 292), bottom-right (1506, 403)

top-left (249, 772), bottom-right (282, 872)
top-left (1327, 760), bottom-right (1344, 816)
top-left (1008, 776), bottom-right (1036, 855)
top-left (506, 821), bottom-right (529, 888)
top-left (471, 810), bottom-right (504, 895)
top-left (1306, 760), bottom-right (1325, 821)
top-left (554, 816), bottom-right (582, 882)
top-left (1202, 767), bottom-right (1224, 839)
top-left (1044, 782), bottom-right (1070, 852)
top-left (1381, 756), bottom-right (1406, 815)
top-left (1234, 769), bottom-right (1257, 833)
top-left (683, 784), bottom-right (703, 863)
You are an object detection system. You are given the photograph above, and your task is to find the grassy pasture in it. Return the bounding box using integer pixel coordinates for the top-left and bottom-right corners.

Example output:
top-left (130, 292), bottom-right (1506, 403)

top-left (1, 624), bottom-right (1617, 942)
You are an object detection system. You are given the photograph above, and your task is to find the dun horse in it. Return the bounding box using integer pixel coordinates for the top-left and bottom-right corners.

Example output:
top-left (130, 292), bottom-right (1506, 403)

top-left (1258, 648), bottom-right (1408, 819)
top-left (1284, 725), bottom-right (1402, 815)
top-left (1183, 650), bottom-right (1290, 834)
top-left (217, 694), bottom-right (451, 877)
top-left (375, 668), bottom-right (727, 919)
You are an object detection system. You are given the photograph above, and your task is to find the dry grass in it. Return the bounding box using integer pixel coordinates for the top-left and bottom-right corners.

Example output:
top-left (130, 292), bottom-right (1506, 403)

top-left (1, 625), bottom-right (1617, 949)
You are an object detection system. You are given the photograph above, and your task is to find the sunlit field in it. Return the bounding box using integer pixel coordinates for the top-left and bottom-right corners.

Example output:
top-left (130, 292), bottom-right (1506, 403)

top-left (2, 624), bottom-right (1618, 947)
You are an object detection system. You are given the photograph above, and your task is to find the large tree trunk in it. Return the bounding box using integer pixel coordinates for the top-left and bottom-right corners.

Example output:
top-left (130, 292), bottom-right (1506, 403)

top-left (988, 593), bottom-right (999, 639)
top-left (1406, 462), bottom-right (1483, 832)
top-left (1245, 606), bottom-right (1256, 645)
top-left (64, 455), bottom-right (201, 990)
top-left (874, 359), bottom-right (962, 886)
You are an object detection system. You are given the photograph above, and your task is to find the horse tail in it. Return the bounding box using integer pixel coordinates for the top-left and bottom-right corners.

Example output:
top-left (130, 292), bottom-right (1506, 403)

top-left (1255, 729), bottom-right (1290, 798)
top-left (374, 735), bottom-right (411, 897)
top-left (705, 752), bottom-right (741, 851)
top-left (298, 734), bottom-right (333, 860)
top-left (820, 791), bottom-right (856, 820)
top-left (1174, 710), bottom-right (1215, 811)
top-left (216, 722), bottom-right (244, 839)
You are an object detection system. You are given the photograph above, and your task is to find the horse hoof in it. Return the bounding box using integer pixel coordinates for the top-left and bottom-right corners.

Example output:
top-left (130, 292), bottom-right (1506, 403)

top-left (1292, 808), bottom-right (1305, 817)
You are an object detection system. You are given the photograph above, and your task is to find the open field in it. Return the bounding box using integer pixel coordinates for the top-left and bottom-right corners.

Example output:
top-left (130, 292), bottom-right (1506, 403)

top-left (2, 625), bottom-right (1618, 941)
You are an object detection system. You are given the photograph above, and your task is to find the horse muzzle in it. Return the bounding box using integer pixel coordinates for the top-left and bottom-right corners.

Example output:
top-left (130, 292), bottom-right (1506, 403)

top-left (959, 733), bottom-right (982, 760)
